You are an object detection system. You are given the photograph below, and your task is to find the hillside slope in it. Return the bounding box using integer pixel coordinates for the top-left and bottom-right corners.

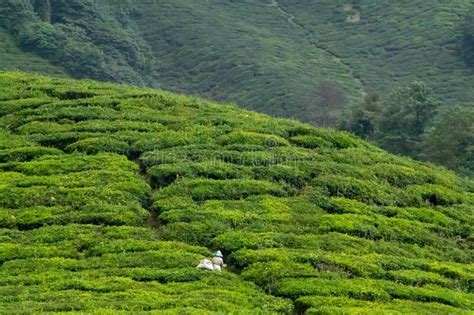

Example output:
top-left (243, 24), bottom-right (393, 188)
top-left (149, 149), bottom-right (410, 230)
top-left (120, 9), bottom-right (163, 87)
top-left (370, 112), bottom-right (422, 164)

top-left (0, 29), bottom-right (64, 76)
top-left (0, 72), bottom-right (473, 314)
top-left (1, 0), bottom-right (473, 123)
top-left (277, 0), bottom-right (474, 105)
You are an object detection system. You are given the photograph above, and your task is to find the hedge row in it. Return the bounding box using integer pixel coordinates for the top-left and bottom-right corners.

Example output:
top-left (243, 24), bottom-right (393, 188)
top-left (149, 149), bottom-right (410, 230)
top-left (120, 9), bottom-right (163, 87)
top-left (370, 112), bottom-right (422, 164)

top-left (279, 277), bottom-right (474, 309)
top-left (299, 296), bottom-right (468, 315)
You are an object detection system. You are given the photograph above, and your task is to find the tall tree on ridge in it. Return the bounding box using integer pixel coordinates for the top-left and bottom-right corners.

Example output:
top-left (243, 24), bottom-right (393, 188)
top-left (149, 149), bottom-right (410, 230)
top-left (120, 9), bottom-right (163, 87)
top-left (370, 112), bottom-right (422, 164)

top-left (376, 81), bottom-right (439, 158)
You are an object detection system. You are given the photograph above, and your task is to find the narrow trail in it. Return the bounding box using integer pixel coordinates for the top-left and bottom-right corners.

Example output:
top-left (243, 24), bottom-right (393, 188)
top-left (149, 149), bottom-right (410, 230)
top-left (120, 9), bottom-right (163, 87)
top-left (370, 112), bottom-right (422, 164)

top-left (269, 0), bottom-right (366, 95)
top-left (132, 157), bottom-right (241, 278)
top-left (132, 158), bottom-right (161, 236)
top-left (270, 0), bottom-right (296, 27)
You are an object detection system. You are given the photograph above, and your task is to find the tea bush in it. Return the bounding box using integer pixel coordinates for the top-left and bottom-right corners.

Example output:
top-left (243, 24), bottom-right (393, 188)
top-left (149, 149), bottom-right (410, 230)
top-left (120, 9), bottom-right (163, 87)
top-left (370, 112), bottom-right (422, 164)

top-left (0, 146), bottom-right (63, 162)
top-left (155, 179), bottom-right (287, 202)
top-left (148, 162), bottom-right (252, 188)
top-left (298, 296), bottom-right (469, 315)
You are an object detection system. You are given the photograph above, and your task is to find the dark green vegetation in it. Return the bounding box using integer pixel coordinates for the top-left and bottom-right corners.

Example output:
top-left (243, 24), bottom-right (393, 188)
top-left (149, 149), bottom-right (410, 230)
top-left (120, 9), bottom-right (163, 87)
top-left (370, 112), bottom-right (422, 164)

top-left (343, 82), bottom-right (474, 177)
top-left (460, 8), bottom-right (474, 67)
top-left (0, 0), bottom-right (154, 84)
top-left (423, 106), bottom-right (474, 177)
top-left (0, 29), bottom-right (64, 76)
top-left (1, 0), bottom-right (473, 120)
top-left (0, 72), bottom-right (473, 313)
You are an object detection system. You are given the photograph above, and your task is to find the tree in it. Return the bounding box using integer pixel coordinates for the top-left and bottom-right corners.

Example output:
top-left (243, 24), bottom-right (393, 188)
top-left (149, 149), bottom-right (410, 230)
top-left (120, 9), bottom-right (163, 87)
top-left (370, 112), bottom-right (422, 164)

top-left (33, 0), bottom-right (51, 23)
top-left (460, 10), bottom-right (474, 67)
top-left (304, 80), bottom-right (347, 128)
top-left (376, 82), bottom-right (439, 158)
top-left (422, 106), bottom-right (474, 177)
top-left (0, 0), bottom-right (155, 85)
top-left (0, 0), bottom-right (37, 34)
top-left (342, 91), bottom-right (382, 139)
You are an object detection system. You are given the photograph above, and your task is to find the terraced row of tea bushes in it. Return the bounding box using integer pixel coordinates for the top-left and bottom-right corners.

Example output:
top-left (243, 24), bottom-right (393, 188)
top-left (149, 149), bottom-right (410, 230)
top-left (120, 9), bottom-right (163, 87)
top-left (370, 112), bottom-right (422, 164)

top-left (143, 127), bottom-right (472, 313)
top-left (149, 168), bottom-right (471, 313)
top-left (0, 151), bottom-right (290, 313)
top-left (0, 94), bottom-right (291, 313)
top-left (0, 72), bottom-right (472, 313)
top-left (235, 248), bottom-right (473, 284)
top-left (299, 296), bottom-right (469, 315)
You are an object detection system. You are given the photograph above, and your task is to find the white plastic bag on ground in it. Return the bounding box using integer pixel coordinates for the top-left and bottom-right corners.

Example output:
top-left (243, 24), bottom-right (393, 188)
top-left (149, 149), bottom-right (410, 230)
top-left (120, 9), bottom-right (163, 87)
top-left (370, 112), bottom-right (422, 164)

top-left (196, 259), bottom-right (214, 271)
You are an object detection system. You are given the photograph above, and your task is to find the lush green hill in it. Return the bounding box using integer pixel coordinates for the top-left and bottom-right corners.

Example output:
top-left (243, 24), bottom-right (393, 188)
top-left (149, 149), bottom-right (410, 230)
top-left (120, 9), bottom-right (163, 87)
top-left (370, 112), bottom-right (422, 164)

top-left (277, 0), bottom-right (474, 105)
top-left (0, 29), bottom-right (64, 76)
top-left (0, 72), bottom-right (473, 314)
top-left (1, 0), bottom-right (473, 123)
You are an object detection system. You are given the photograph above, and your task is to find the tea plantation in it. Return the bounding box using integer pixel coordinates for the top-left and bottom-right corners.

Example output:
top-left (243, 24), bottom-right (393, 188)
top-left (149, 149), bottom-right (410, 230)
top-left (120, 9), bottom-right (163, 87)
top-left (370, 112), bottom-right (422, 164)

top-left (0, 72), bottom-right (473, 314)
top-left (2, 0), bottom-right (474, 121)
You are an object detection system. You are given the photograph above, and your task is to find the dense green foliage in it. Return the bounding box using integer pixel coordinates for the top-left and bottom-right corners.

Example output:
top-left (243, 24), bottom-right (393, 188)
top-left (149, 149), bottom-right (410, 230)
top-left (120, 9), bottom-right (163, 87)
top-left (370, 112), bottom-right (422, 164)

top-left (0, 28), bottom-right (64, 76)
top-left (423, 106), bottom-right (474, 177)
top-left (376, 82), bottom-right (439, 157)
top-left (342, 91), bottom-right (382, 140)
top-left (1, 0), bottom-right (473, 121)
top-left (0, 0), bottom-right (155, 84)
top-left (343, 83), bottom-right (473, 177)
top-left (460, 9), bottom-right (474, 67)
top-left (0, 72), bottom-right (472, 313)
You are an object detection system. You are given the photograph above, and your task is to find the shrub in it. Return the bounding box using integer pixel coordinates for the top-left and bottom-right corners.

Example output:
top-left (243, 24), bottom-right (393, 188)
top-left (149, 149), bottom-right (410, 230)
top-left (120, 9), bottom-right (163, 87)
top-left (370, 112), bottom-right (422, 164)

top-left (219, 131), bottom-right (289, 147)
top-left (160, 221), bottom-right (228, 247)
top-left (148, 162), bottom-right (251, 188)
top-left (0, 146), bottom-right (63, 162)
top-left (155, 178), bottom-right (287, 202)
top-left (317, 214), bottom-right (443, 245)
top-left (299, 296), bottom-right (468, 315)
top-left (323, 197), bottom-right (375, 215)
top-left (386, 269), bottom-right (451, 287)
top-left (380, 206), bottom-right (454, 227)
top-left (66, 137), bottom-right (131, 154)
top-left (313, 175), bottom-right (398, 205)
top-left (290, 135), bottom-right (333, 149)
top-left (278, 277), bottom-right (391, 301)
top-left (213, 231), bottom-right (281, 252)
top-left (405, 184), bottom-right (471, 207)
top-left (242, 261), bottom-right (316, 291)
top-left (6, 153), bottom-right (136, 176)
